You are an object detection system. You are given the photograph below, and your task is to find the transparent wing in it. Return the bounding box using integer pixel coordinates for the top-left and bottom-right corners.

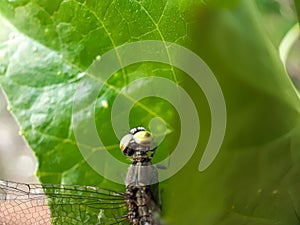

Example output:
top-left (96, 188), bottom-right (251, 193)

top-left (0, 179), bottom-right (129, 225)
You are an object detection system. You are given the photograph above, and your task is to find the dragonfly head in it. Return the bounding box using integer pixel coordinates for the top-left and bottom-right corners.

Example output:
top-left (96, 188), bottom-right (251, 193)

top-left (120, 127), bottom-right (156, 160)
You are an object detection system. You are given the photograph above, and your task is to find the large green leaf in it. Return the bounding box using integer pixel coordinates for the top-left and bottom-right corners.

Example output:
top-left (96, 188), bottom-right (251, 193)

top-left (1, 0), bottom-right (300, 224)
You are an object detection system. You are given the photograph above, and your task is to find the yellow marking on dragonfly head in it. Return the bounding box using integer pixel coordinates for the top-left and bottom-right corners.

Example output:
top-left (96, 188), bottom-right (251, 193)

top-left (133, 131), bottom-right (153, 145)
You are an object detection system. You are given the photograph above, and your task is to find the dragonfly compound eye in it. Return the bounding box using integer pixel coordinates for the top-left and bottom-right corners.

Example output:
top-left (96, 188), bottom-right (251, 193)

top-left (120, 134), bottom-right (133, 154)
top-left (133, 131), bottom-right (153, 145)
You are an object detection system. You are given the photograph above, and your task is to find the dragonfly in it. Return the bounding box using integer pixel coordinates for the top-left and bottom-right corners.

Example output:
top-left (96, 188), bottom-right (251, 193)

top-left (0, 127), bottom-right (162, 225)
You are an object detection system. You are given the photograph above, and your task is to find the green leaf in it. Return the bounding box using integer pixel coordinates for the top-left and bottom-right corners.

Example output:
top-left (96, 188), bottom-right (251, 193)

top-left (1, 0), bottom-right (300, 225)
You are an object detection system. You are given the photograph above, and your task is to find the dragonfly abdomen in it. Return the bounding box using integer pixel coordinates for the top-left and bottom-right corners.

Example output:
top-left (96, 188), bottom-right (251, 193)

top-left (125, 185), bottom-right (161, 225)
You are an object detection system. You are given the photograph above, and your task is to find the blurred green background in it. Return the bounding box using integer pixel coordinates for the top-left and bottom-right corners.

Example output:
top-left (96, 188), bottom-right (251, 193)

top-left (0, 0), bottom-right (300, 224)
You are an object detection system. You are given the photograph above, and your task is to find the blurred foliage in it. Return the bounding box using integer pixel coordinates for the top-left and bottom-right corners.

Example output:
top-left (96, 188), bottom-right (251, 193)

top-left (255, 0), bottom-right (298, 46)
top-left (295, 0), bottom-right (300, 20)
top-left (0, 0), bottom-right (300, 224)
top-left (256, 0), bottom-right (281, 13)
